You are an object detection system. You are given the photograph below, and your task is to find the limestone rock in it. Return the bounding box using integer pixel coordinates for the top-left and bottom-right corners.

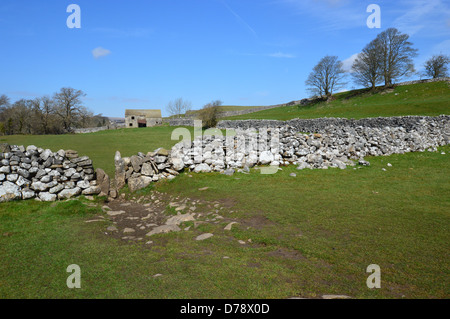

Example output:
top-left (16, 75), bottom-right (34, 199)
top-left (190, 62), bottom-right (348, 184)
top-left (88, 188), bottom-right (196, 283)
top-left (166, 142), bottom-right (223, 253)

top-left (196, 233), bottom-right (213, 241)
top-left (82, 185), bottom-right (101, 195)
top-left (114, 151), bottom-right (126, 190)
top-left (128, 176), bottom-right (153, 192)
top-left (0, 181), bottom-right (22, 202)
top-left (165, 213), bottom-right (195, 226)
top-left (146, 225), bottom-right (181, 236)
top-left (58, 187), bottom-right (81, 200)
top-left (39, 192), bottom-right (57, 202)
top-left (259, 151), bottom-right (274, 165)
top-left (193, 163), bottom-right (211, 173)
top-left (96, 168), bottom-right (110, 197)
top-left (171, 157), bottom-right (184, 171)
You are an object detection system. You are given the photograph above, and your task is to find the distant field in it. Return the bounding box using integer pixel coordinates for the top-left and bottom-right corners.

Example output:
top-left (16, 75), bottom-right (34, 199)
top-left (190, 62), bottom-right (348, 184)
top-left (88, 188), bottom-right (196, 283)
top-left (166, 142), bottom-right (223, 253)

top-left (223, 81), bottom-right (450, 121)
top-left (179, 105), bottom-right (263, 118)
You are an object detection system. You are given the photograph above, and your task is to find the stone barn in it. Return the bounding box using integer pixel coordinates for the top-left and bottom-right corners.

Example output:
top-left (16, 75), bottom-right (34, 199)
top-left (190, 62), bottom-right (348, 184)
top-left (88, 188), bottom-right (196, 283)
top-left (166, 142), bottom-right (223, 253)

top-left (125, 109), bottom-right (162, 128)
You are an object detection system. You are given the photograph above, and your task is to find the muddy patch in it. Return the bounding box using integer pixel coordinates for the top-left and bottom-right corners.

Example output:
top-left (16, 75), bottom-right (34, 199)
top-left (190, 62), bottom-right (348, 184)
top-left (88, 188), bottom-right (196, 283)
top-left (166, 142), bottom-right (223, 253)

top-left (240, 214), bottom-right (276, 230)
top-left (267, 248), bottom-right (306, 261)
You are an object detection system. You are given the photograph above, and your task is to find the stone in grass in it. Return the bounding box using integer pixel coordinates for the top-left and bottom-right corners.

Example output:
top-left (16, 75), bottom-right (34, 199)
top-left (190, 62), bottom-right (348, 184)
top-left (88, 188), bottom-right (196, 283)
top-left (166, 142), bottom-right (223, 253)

top-left (175, 205), bottom-right (186, 212)
top-left (107, 210), bottom-right (126, 216)
top-left (123, 228), bottom-right (135, 234)
top-left (223, 168), bottom-right (235, 176)
top-left (198, 187), bottom-right (209, 191)
top-left (107, 226), bottom-right (118, 232)
top-left (224, 222), bottom-right (238, 231)
top-left (146, 225), bottom-right (181, 236)
top-left (358, 159), bottom-right (370, 166)
top-left (296, 162), bottom-right (311, 170)
top-left (322, 295), bottom-right (351, 299)
top-left (387, 163), bottom-right (392, 167)
top-left (289, 173), bottom-right (297, 177)
top-left (165, 213), bottom-right (195, 226)
top-left (196, 233), bottom-right (214, 241)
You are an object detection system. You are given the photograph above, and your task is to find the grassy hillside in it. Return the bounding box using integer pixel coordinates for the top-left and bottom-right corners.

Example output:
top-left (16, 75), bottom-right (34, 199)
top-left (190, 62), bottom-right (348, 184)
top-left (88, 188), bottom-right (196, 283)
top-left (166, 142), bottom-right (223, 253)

top-left (164, 105), bottom-right (262, 119)
top-left (223, 81), bottom-right (450, 121)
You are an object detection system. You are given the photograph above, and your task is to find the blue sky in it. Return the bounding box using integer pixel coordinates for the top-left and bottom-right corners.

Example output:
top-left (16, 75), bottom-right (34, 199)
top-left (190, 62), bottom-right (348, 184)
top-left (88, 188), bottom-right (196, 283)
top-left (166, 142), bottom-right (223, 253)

top-left (1, 0), bottom-right (449, 117)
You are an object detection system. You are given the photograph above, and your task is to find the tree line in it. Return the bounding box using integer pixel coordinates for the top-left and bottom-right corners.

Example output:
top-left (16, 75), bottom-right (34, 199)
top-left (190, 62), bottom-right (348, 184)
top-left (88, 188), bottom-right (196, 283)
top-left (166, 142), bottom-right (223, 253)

top-left (0, 88), bottom-right (108, 135)
top-left (306, 28), bottom-right (450, 99)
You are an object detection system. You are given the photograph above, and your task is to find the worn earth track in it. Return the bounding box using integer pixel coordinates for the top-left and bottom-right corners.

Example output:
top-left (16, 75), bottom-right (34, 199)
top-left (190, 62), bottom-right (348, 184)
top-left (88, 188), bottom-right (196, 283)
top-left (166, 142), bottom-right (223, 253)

top-left (86, 189), bottom-right (239, 244)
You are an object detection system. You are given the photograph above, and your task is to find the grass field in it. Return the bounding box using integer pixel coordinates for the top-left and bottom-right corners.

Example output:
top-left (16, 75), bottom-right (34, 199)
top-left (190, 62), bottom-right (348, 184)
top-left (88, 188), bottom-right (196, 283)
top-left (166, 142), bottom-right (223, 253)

top-left (0, 145), bottom-right (449, 298)
top-left (223, 81), bottom-right (450, 121)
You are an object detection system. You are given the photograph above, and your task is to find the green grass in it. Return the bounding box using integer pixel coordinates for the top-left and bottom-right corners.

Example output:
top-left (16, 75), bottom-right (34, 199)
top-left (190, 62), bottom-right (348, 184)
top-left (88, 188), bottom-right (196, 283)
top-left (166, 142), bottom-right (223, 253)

top-left (0, 146), bottom-right (449, 298)
top-left (1, 126), bottom-right (195, 177)
top-left (223, 81), bottom-right (450, 120)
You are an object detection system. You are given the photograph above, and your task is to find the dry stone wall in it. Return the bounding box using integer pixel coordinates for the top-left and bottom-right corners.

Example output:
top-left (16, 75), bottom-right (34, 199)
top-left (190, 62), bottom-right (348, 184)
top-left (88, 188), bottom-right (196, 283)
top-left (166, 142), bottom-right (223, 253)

top-left (217, 115), bottom-right (450, 132)
top-left (1, 115), bottom-right (448, 200)
top-left (116, 116), bottom-right (449, 192)
top-left (114, 148), bottom-right (182, 194)
top-left (0, 144), bottom-right (100, 202)
top-left (170, 116), bottom-right (449, 172)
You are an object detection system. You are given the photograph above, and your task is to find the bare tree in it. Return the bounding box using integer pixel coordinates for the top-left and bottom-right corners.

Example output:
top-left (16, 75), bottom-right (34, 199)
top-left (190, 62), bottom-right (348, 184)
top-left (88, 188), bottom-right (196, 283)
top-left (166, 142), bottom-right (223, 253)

top-left (374, 28), bottom-right (418, 87)
top-left (0, 95), bottom-right (10, 109)
top-left (31, 96), bottom-right (56, 134)
top-left (423, 54), bottom-right (450, 79)
top-left (166, 97), bottom-right (192, 118)
top-left (305, 55), bottom-right (347, 98)
top-left (9, 99), bottom-right (34, 134)
top-left (351, 39), bottom-right (382, 89)
top-left (53, 87), bottom-right (86, 132)
top-left (198, 100), bottom-right (222, 128)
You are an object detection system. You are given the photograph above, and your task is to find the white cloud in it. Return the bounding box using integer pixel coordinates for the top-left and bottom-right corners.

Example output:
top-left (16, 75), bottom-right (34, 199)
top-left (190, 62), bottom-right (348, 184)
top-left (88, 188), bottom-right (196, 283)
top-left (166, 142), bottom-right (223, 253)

top-left (268, 52), bottom-right (296, 58)
top-left (92, 47), bottom-right (111, 59)
top-left (341, 53), bottom-right (359, 72)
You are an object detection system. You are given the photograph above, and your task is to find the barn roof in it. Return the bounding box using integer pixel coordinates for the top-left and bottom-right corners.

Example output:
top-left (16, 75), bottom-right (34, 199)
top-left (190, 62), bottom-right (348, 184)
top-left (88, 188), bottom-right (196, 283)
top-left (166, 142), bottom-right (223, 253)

top-left (125, 109), bottom-right (162, 118)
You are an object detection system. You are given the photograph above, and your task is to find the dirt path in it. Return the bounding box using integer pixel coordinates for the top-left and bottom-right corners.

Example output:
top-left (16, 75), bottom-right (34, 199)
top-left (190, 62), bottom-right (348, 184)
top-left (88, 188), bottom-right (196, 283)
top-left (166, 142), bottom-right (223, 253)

top-left (96, 190), bottom-right (237, 243)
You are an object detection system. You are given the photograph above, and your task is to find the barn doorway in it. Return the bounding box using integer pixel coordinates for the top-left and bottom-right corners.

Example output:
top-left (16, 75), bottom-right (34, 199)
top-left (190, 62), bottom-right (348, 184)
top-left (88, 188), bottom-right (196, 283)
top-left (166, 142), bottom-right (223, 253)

top-left (138, 119), bottom-right (147, 128)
